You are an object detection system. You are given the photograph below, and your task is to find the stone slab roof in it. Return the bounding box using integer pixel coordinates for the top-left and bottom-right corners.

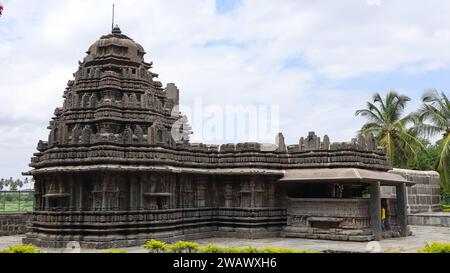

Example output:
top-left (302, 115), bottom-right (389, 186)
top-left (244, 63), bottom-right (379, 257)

top-left (280, 168), bottom-right (412, 186)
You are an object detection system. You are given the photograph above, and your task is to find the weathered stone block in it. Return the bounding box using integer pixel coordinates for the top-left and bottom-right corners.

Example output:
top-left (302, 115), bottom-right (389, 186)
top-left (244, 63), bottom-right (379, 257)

top-left (348, 235), bottom-right (372, 242)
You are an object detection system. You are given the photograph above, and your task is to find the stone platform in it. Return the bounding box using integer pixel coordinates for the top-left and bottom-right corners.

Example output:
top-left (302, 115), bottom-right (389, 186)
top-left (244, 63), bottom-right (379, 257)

top-left (1, 226), bottom-right (449, 253)
top-left (408, 212), bottom-right (450, 227)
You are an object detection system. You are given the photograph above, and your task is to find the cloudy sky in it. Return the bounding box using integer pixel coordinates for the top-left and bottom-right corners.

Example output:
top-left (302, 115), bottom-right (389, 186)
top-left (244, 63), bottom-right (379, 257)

top-left (1, 0), bottom-right (450, 179)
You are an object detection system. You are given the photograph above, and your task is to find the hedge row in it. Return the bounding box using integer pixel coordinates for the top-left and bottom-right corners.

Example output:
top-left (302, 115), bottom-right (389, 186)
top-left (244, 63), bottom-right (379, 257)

top-left (143, 240), bottom-right (320, 253)
top-left (2, 242), bottom-right (450, 253)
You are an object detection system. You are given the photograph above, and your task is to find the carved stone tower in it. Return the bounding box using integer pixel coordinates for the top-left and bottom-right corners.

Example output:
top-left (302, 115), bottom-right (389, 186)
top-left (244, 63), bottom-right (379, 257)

top-left (48, 25), bottom-right (189, 150)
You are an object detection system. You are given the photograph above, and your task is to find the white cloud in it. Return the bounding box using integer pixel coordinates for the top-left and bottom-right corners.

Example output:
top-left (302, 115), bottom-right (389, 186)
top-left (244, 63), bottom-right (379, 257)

top-left (1, 0), bottom-right (450, 178)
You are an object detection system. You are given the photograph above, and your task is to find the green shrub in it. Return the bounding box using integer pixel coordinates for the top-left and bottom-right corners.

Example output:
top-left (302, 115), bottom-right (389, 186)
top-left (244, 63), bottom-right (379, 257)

top-left (169, 241), bottom-right (199, 253)
top-left (102, 249), bottom-right (128, 254)
top-left (199, 244), bottom-right (227, 253)
top-left (261, 247), bottom-right (298, 253)
top-left (262, 247), bottom-right (296, 253)
top-left (443, 205), bottom-right (450, 212)
top-left (0, 245), bottom-right (42, 253)
top-left (420, 242), bottom-right (450, 253)
top-left (218, 246), bottom-right (318, 253)
top-left (143, 240), bottom-right (321, 254)
top-left (144, 240), bottom-right (169, 253)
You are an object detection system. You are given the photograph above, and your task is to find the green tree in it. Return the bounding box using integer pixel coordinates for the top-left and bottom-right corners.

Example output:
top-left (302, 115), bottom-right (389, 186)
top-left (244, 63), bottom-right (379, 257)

top-left (0, 178), bottom-right (5, 191)
top-left (0, 177), bottom-right (33, 191)
top-left (395, 140), bottom-right (439, 171)
top-left (414, 90), bottom-right (450, 193)
top-left (7, 178), bottom-right (13, 190)
top-left (355, 91), bottom-right (426, 165)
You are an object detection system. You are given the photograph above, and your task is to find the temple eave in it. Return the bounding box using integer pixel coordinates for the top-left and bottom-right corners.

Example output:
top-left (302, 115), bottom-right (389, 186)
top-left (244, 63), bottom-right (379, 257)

top-left (25, 165), bottom-right (286, 176)
top-left (280, 168), bottom-right (413, 186)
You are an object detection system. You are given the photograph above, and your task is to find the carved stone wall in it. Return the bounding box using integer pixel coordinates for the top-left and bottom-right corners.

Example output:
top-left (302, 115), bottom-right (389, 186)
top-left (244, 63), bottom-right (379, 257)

top-left (283, 198), bottom-right (375, 242)
top-left (0, 213), bottom-right (31, 236)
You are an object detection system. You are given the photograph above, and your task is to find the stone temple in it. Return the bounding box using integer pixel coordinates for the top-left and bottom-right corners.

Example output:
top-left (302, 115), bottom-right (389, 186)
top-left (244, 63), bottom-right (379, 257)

top-left (24, 26), bottom-right (414, 248)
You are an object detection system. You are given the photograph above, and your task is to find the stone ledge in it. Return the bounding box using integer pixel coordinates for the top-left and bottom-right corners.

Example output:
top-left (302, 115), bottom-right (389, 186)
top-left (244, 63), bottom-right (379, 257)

top-left (408, 213), bottom-right (450, 227)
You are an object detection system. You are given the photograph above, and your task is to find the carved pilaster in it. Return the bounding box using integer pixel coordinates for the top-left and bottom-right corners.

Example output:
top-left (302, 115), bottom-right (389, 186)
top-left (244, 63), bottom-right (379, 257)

top-left (79, 176), bottom-right (84, 211)
top-left (267, 179), bottom-right (276, 207)
top-left (239, 177), bottom-right (252, 208)
top-left (139, 174), bottom-right (144, 210)
top-left (196, 176), bottom-right (207, 208)
top-left (224, 179), bottom-right (234, 208)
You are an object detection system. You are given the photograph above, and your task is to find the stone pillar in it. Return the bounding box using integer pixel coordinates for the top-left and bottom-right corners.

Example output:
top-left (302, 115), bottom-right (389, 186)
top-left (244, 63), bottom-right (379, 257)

top-left (69, 176), bottom-right (75, 210)
top-left (78, 179), bottom-right (84, 211)
top-left (369, 182), bottom-right (382, 241)
top-left (148, 127), bottom-right (156, 145)
top-left (44, 178), bottom-right (50, 211)
top-left (33, 178), bottom-right (41, 211)
top-left (250, 177), bottom-right (256, 207)
top-left (129, 175), bottom-right (137, 210)
top-left (139, 174), bottom-right (145, 210)
top-left (396, 183), bottom-right (409, 237)
top-left (267, 179), bottom-right (276, 207)
top-left (102, 176), bottom-right (107, 210)
top-left (170, 175), bottom-right (177, 209)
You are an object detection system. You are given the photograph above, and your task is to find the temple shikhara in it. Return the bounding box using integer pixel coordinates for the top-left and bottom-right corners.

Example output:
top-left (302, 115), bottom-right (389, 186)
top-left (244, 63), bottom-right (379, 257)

top-left (24, 26), bottom-right (417, 248)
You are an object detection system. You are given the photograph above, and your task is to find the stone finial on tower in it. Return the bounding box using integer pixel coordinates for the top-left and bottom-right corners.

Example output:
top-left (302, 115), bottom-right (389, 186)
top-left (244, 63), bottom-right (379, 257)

top-left (358, 134), bottom-right (367, 151)
top-left (165, 83), bottom-right (180, 109)
top-left (299, 137), bottom-right (304, 152)
top-left (304, 132), bottom-right (320, 151)
top-left (322, 135), bottom-right (330, 150)
top-left (366, 133), bottom-right (377, 151)
top-left (112, 25), bottom-right (122, 35)
top-left (276, 133), bottom-right (287, 153)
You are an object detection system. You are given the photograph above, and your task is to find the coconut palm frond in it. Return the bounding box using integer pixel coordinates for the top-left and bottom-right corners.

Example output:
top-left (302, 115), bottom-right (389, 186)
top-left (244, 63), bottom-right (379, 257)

top-left (436, 134), bottom-right (450, 191)
top-left (356, 91), bottom-right (425, 166)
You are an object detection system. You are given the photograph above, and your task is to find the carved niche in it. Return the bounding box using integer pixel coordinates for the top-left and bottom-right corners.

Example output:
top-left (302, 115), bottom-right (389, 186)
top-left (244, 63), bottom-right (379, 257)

top-left (143, 174), bottom-right (172, 210)
top-left (148, 120), bottom-right (167, 146)
top-left (91, 178), bottom-right (120, 211)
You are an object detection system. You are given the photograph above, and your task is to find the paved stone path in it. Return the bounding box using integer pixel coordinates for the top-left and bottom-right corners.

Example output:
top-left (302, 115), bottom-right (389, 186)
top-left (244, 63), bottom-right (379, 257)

top-left (1, 226), bottom-right (449, 253)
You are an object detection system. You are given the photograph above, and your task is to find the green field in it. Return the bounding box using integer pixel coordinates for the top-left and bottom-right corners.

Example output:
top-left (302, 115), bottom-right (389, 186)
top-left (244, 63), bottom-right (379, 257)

top-left (1, 201), bottom-right (34, 212)
top-left (0, 192), bottom-right (35, 212)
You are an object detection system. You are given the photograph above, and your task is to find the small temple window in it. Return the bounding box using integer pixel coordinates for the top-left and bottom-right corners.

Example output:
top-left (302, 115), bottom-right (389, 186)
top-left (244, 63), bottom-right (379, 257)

top-left (132, 69), bottom-right (136, 75)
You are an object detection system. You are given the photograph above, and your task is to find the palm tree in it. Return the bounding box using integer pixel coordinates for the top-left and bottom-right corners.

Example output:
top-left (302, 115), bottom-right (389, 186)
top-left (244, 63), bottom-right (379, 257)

top-left (415, 90), bottom-right (450, 192)
top-left (355, 91), bottom-right (425, 164)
